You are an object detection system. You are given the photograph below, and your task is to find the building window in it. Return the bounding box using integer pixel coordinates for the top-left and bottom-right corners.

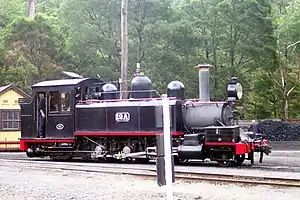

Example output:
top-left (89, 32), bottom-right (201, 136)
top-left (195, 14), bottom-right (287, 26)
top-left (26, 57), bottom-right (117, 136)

top-left (2, 100), bottom-right (8, 104)
top-left (1, 110), bottom-right (20, 130)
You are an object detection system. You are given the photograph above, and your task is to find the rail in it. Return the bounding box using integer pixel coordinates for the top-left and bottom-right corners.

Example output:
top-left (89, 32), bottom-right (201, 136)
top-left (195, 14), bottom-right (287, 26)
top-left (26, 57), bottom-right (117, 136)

top-left (39, 166), bottom-right (300, 188)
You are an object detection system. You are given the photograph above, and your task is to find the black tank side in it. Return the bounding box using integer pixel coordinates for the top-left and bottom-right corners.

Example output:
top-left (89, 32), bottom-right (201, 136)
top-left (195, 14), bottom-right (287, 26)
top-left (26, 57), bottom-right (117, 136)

top-left (131, 75), bottom-right (153, 98)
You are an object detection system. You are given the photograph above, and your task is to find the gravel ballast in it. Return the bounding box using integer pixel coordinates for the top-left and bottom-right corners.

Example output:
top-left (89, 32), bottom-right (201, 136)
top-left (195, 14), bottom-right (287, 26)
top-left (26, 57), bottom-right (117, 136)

top-left (0, 163), bottom-right (300, 200)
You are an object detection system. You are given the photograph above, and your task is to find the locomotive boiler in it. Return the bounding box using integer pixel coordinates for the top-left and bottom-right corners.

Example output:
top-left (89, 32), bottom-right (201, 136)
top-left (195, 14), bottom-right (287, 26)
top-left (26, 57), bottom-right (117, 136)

top-left (18, 64), bottom-right (271, 167)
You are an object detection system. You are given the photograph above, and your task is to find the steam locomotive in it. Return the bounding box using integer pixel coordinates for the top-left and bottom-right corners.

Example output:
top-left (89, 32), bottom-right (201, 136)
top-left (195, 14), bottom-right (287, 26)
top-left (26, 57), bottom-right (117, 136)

top-left (19, 64), bottom-right (271, 167)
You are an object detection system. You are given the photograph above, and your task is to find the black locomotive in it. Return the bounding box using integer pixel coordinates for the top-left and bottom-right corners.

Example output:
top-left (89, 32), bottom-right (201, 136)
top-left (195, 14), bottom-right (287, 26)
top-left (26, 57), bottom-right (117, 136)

top-left (19, 64), bottom-right (271, 167)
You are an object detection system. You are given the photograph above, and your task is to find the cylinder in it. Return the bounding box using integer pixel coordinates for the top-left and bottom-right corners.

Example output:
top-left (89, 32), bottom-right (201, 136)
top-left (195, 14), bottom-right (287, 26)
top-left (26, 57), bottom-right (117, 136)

top-left (177, 145), bottom-right (204, 160)
top-left (195, 64), bottom-right (212, 101)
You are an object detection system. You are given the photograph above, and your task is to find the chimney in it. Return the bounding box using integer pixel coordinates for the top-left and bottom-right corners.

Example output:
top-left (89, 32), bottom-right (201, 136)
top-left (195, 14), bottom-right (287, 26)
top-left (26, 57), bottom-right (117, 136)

top-left (195, 64), bottom-right (212, 101)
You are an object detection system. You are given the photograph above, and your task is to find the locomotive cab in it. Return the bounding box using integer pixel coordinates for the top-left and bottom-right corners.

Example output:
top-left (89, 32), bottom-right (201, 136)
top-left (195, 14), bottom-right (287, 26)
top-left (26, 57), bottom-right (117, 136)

top-left (19, 78), bottom-right (103, 139)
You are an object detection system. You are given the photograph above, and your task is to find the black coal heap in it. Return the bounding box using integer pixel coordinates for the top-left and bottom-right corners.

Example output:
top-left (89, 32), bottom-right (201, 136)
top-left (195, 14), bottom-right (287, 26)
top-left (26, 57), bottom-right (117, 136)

top-left (258, 120), bottom-right (300, 141)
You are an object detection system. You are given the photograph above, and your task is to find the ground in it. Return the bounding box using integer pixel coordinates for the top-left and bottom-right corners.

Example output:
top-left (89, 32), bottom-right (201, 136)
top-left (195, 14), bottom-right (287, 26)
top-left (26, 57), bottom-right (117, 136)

top-left (0, 155), bottom-right (300, 200)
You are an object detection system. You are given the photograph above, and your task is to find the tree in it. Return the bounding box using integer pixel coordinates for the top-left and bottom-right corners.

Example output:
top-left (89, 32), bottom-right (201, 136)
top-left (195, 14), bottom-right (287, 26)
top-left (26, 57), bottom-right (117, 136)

top-left (177, 0), bottom-right (276, 105)
top-left (59, 0), bottom-right (122, 80)
top-left (271, 0), bottom-right (300, 119)
top-left (1, 13), bottom-right (68, 85)
top-left (0, 0), bottom-right (27, 29)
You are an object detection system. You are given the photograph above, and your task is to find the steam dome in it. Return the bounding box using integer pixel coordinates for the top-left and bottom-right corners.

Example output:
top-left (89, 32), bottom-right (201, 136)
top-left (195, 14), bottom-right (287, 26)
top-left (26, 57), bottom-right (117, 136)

top-left (131, 75), bottom-right (153, 98)
top-left (102, 83), bottom-right (118, 100)
top-left (167, 80), bottom-right (185, 100)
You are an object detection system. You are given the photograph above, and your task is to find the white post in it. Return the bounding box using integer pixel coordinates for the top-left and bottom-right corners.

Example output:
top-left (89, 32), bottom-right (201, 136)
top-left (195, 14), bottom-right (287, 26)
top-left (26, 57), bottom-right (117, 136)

top-left (120, 0), bottom-right (128, 99)
top-left (28, 0), bottom-right (36, 19)
top-left (162, 94), bottom-right (173, 200)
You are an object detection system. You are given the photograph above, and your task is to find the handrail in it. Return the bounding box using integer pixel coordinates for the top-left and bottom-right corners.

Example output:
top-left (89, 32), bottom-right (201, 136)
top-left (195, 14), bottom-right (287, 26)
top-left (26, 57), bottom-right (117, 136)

top-left (78, 97), bottom-right (229, 104)
top-left (78, 97), bottom-right (178, 103)
top-left (184, 98), bottom-right (227, 102)
top-left (95, 89), bottom-right (161, 97)
top-left (183, 99), bottom-right (228, 108)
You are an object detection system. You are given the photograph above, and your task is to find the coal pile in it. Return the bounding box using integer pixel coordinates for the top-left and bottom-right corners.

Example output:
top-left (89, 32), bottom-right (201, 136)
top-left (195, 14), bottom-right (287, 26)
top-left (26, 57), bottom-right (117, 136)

top-left (258, 120), bottom-right (300, 141)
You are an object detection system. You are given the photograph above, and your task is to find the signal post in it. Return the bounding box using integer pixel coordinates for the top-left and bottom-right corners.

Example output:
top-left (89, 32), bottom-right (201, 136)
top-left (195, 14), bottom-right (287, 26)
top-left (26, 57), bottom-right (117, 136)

top-left (156, 94), bottom-right (175, 200)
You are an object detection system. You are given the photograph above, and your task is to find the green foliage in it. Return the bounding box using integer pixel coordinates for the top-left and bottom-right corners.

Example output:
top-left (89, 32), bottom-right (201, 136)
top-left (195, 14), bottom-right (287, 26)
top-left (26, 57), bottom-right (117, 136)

top-left (58, 0), bottom-right (122, 80)
top-left (0, 0), bottom-right (27, 29)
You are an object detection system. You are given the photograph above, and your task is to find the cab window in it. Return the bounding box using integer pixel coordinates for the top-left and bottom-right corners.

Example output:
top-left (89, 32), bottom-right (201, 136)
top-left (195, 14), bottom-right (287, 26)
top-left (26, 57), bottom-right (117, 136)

top-left (49, 91), bottom-right (59, 112)
top-left (61, 92), bottom-right (70, 111)
top-left (49, 91), bottom-right (71, 113)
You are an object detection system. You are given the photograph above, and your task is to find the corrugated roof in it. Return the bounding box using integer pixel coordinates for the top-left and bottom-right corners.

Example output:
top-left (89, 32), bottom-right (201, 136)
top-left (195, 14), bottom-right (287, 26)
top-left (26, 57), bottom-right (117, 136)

top-left (0, 84), bottom-right (12, 94)
top-left (0, 84), bottom-right (31, 98)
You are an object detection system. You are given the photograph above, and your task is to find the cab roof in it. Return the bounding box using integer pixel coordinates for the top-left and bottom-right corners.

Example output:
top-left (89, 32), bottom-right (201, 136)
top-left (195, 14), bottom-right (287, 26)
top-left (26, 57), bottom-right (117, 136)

top-left (32, 78), bottom-right (91, 88)
top-left (31, 78), bottom-right (104, 93)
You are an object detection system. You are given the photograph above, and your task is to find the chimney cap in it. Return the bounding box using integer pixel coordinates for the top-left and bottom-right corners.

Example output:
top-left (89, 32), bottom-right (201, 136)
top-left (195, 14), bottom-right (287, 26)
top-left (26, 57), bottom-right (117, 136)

top-left (195, 64), bottom-right (213, 69)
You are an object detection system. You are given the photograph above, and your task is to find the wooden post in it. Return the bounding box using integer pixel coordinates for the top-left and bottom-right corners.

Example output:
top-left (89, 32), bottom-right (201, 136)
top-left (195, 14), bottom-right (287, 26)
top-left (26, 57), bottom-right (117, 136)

top-left (28, 0), bottom-right (36, 19)
top-left (120, 0), bottom-right (128, 99)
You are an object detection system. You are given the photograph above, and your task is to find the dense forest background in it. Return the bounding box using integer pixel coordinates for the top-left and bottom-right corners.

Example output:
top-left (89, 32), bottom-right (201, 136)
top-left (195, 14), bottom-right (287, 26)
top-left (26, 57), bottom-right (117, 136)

top-left (1, 0), bottom-right (300, 120)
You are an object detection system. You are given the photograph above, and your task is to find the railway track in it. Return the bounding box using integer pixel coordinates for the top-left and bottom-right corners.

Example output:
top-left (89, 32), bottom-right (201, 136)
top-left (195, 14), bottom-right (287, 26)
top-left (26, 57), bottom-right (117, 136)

top-left (1, 158), bottom-right (300, 188)
top-left (38, 166), bottom-right (300, 188)
top-left (1, 152), bottom-right (300, 172)
top-left (2, 155), bottom-right (300, 174)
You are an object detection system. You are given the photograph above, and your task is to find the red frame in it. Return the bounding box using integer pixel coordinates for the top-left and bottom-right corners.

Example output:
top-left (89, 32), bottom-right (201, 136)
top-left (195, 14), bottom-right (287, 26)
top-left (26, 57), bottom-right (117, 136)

top-left (19, 138), bottom-right (74, 151)
top-left (19, 131), bottom-right (184, 151)
top-left (19, 137), bottom-right (253, 156)
top-left (205, 142), bottom-right (254, 155)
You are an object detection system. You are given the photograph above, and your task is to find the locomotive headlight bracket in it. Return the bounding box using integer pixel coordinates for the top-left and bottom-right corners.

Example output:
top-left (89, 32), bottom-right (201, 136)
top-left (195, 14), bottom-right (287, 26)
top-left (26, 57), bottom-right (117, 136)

top-left (227, 77), bottom-right (243, 102)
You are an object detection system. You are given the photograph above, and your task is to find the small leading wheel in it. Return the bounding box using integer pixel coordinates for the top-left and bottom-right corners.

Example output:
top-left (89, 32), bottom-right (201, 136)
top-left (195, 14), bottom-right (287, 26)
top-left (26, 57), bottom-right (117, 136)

top-left (217, 147), bottom-right (234, 167)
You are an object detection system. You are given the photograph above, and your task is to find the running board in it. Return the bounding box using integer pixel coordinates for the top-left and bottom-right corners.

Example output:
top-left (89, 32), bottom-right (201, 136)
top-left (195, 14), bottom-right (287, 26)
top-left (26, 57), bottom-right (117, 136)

top-left (112, 152), bottom-right (146, 159)
top-left (146, 146), bottom-right (178, 155)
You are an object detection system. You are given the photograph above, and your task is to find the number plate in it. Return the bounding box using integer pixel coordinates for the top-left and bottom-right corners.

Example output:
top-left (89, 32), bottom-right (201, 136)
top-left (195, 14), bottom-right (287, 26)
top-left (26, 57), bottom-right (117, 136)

top-left (115, 112), bottom-right (130, 122)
